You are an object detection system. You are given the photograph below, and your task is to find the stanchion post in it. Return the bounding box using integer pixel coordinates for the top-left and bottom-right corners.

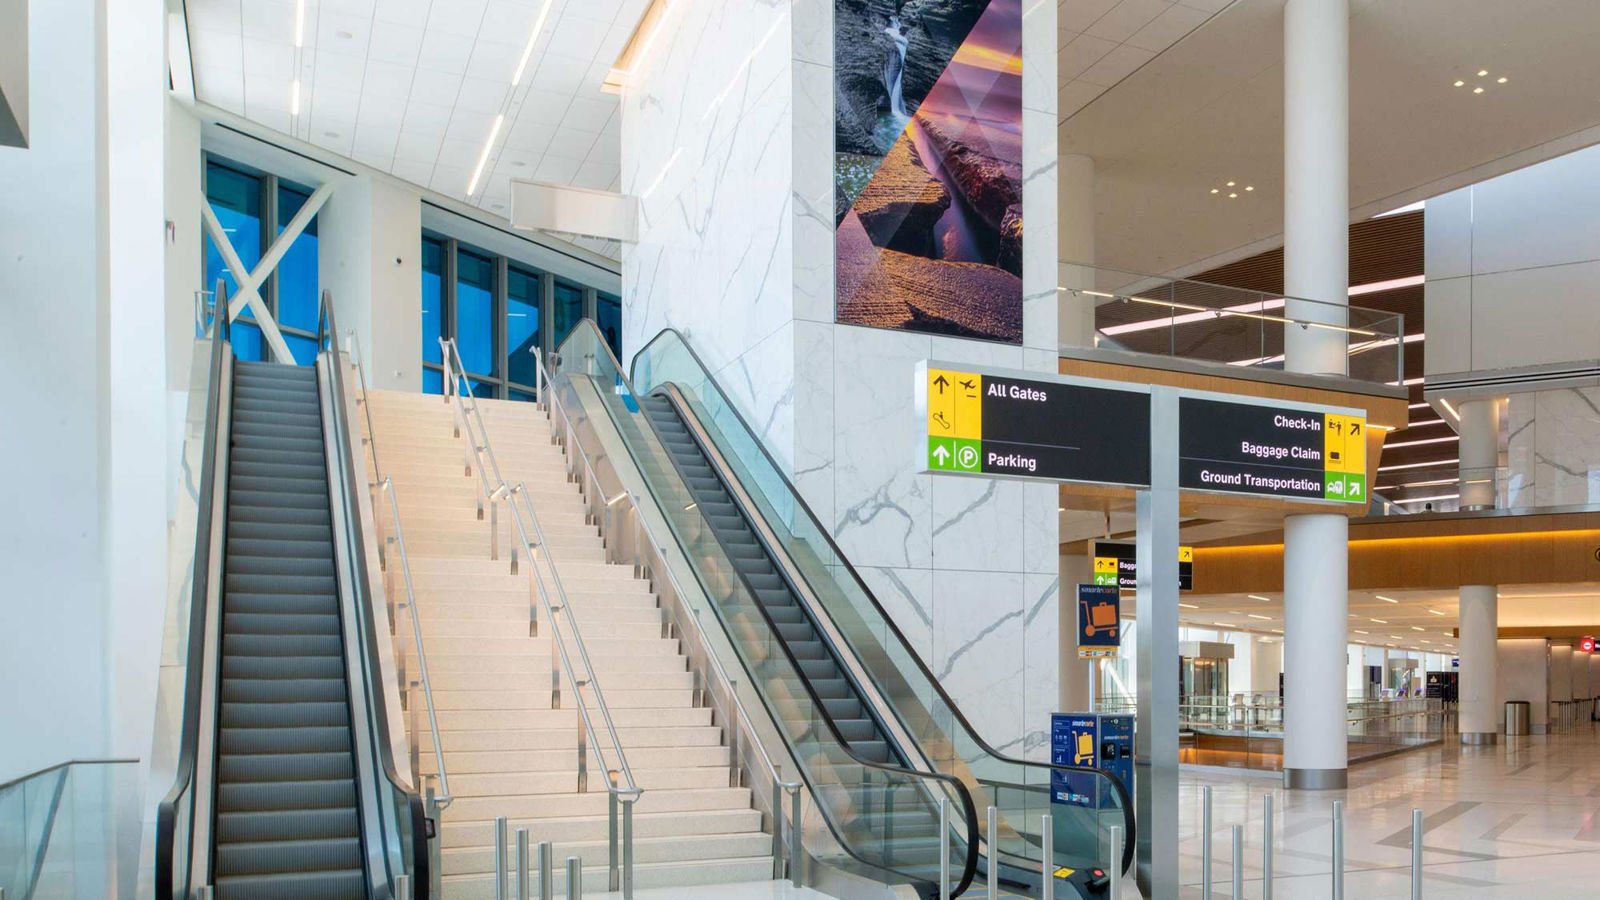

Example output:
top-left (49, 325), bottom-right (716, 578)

top-left (1231, 826), bottom-right (1243, 900)
top-left (565, 856), bottom-right (582, 900)
top-left (1042, 814), bottom-right (1055, 900)
top-left (395, 875), bottom-right (412, 900)
top-left (1108, 825), bottom-right (1124, 900)
top-left (1411, 808), bottom-right (1423, 899)
top-left (1263, 794), bottom-right (1274, 900)
top-left (1332, 800), bottom-right (1345, 900)
top-left (517, 828), bottom-right (530, 900)
top-left (986, 805), bottom-right (999, 900)
top-left (1202, 785), bottom-right (1213, 900)
top-left (537, 842), bottom-right (553, 900)
top-left (495, 816), bottom-right (508, 900)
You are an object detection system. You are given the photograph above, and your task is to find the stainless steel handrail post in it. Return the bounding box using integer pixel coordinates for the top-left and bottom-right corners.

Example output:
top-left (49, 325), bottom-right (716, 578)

top-left (1202, 785), bottom-right (1213, 900)
top-left (494, 816), bottom-right (508, 900)
top-left (538, 842), bottom-right (553, 900)
top-left (622, 796), bottom-right (635, 899)
top-left (381, 479), bottom-right (451, 807)
top-left (789, 783), bottom-right (802, 887)
top-left (1108, 825), bottom-right (1123, 900)
top-left (1411, 808), bottom-right (1423, 899)
top-left (1230, 825), bottom-right (1243, 900)
top-left (608, 789), bottom-right (619, 890)
top-left (938, 797), bottom-right (951, 900)
top-left (395, 874), bottom-right (412, 900)
top-left (1041, 814), bottom-right (1054, 900)
top-left (1332, 800), bottom-right (1344, 900)
top-left (1262, 793), bottom-right (1273, 900)
top-left (565, 857), bottom-right (581, 900)
top-left (986, 805), bottom-right (998, 900)
top-left (517, 828), bottom-right (531, 900)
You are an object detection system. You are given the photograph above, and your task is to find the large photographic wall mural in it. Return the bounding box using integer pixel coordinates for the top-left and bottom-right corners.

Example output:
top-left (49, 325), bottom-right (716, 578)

top-left (834, 0), bottom-right (1024, 344)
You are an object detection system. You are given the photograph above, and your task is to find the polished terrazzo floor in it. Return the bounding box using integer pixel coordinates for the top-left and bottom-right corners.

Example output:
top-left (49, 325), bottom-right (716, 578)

top-left (1167, 725), bottom-right (1600, 898)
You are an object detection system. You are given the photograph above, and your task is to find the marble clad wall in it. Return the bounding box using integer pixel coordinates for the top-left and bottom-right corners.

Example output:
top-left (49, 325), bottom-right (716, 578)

top-left (1506, 387), bottom-right (1600, 507)
top-left (621, 0), bottom-right (1060, 758)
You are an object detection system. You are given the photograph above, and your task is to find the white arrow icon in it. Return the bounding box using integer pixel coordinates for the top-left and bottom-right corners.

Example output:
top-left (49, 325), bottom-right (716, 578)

top-left (932, 445), bottom-right (951, 465)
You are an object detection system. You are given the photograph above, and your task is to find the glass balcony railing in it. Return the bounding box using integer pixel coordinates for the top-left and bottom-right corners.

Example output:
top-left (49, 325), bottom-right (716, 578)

top-left (1370, 465), bottom-right (1512, 515)
top-left (1, 760), bottom-right (137, 899)
top-left (1061, 262), bottom-right (1406, 387)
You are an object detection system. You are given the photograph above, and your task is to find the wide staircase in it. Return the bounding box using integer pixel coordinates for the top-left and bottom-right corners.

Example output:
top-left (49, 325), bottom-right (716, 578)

top-left (362, 389), bottom-right (773, 896)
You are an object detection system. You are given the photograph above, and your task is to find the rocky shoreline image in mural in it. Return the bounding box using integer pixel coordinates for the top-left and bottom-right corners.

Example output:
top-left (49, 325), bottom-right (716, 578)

top-left (835, 0), bottom-right (1023, 343)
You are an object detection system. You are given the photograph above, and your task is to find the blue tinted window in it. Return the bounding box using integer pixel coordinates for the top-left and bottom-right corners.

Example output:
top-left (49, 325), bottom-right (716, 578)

top-left (553, 281), bottom-right (584, 346)
top-left (422, 237), bottom-right (444, 365)
top-left (468, 378), bottom-right (497, 399)
top-left (457, 249), bottom-right (496, 377)
top-left (285, 333), bottom-right (320, 366)
top-left (204, 162), bottom-right (262, 329)
top-left (232, 321), bottom-right (265, 363)
top-left (422, 367), bottom-right (443, 395)
top-left (507, 266), bottom-right (541, 389)
top-left (508, 388), bottom-right (537, 403)
top-left (596, 291), bottom-right (621, 360)
top-left (276, 185), bottom-right (320, 334)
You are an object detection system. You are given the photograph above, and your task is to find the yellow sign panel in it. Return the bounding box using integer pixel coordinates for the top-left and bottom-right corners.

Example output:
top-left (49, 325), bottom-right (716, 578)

top-left (1093, 556), bottom-right (1119, 575)
top-left (927, 368), bottom-right (982, 440)
top-left (1323, 413), bottom-right (1366, 475)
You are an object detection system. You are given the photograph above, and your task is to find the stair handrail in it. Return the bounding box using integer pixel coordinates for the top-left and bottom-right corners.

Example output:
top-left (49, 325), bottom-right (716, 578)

top-left (346, 329), bottom-right (452, 812)
top-left (437, 338), bottom-right (641, 892)
top-left (529, 346), bottom-right (805, 869)
top-left (154, 279), bottom-right (232, 900)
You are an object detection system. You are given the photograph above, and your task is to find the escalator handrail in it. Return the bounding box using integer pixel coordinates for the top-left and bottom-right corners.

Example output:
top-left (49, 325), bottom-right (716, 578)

top-left (154, 281), bottom-right (232, 900)
top-left (320, 295), bottom-right (432, 897)
top-left (631, 325), bottom-right (1137, 876)
top-left (554, 333), bottom-right (978, 896)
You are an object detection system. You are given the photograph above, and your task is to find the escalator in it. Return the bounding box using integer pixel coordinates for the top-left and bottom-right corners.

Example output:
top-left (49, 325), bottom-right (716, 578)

top-left (549, 323), bottom-right (1134, 898)
top-left (155, 296), bottom-right (428, 900)
top-left (214, 361), bottom-right (365, 896)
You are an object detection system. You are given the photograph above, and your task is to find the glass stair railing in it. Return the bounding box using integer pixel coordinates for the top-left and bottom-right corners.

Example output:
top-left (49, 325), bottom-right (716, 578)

top-left (548, 321), bottom-right (1134, 897)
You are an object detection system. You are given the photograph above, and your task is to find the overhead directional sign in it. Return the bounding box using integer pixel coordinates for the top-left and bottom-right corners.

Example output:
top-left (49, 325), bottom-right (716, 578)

top-left (1092, 541), bottom-right (1193, 591)
top-left (1177, 397), bottom-right (1368, 503)
top-left (918, 363), bottom-right (1151, 486)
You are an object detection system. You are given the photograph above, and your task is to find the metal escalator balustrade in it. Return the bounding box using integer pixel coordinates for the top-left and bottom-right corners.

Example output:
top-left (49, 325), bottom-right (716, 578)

top-left (623, 326), bottom-right (1136, 888)
top-left (154, 287), bottom-right (429, 900)
top-left (544, 324), bottom-right (980, 897)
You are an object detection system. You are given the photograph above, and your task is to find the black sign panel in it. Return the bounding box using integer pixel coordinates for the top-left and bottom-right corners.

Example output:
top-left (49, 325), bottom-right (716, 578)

top-left (978, 376), bottom-right (1151, 485)
top-left (1092, 541), bottom-right (1193, 591)
top-left (1178, 397), bottom-right (1334, 501)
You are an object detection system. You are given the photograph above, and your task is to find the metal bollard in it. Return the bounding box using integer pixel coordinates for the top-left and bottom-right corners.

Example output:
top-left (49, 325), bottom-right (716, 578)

top-left (538, 842), bottom-right (553, 900)
top-left (1202, 785), bottom-right (1213, 900)
top-left (938, 797), bottom-right (951, 900)
top-left (1332, 800), bottom-right (1345, 900)
top-left (395, 875), bottom-right (412, 900)
top-left (1411, 808), bottom-right (1424, 899)
top-left (517, 828), bottom-right (530, 900)
top-left (987, 805), bottom-right (999, 900)
top-left (1231, 826), bottom-right (1243, 900)
top-left (1042, 814), bottom-right (1055, 900)
top-left (1108, 825), bottom-right (1124, 900)
top-left (565, 856), bottom-right (582, 900)
top-left (495, 816), bottom-right (509, 900)
top-left (1263, 794), bottom-right (1274, 900)
top-left (195, 888), bottom-right (212, 900)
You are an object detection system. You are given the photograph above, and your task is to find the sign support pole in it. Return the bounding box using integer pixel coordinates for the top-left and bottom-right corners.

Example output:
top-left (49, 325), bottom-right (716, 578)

top-left (1135, 387), bottom-right (1180, 898)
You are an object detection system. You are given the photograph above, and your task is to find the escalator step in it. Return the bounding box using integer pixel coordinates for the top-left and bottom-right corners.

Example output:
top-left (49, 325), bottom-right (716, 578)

top-left (215, 806), bottom-right (359, 844)
top-left (219, 726), bottom-right (352, 757)
top-left (219, 752), bottom-right (354, 784)
top-left (220, 701), bottom-right (351, 730)
top-left (215, 778), bottom-right (357, 814)
top-left (223, 654), bottom-right (346, 680)
top-left (215, 836), bottom-right (362, 879)
top-left (222, 677), bottom-right (348, 704)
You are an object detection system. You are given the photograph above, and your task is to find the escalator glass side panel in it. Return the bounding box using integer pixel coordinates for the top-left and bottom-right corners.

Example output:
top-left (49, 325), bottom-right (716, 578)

top-left (625, 328), bottom-right (1136, 880)
top-left (549, 327), bottom-right (977, 896)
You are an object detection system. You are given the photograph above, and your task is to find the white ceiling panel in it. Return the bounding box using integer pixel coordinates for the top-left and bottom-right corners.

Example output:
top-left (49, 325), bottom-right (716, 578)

top-left (368, 21), bottom-right (426, 64)
top-left (189, 0), bottom-right (643, 260)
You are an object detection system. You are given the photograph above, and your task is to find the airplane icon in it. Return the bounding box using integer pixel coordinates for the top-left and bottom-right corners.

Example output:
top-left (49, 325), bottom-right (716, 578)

top-left (959, 378), bottom-right (976, 394)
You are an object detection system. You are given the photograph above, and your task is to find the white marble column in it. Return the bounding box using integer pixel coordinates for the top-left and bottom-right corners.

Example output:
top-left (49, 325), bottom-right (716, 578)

top-left (1458, 585), bottom-right (1499, 742)
top-left (1458, 398), bottom-right (1502, 510)
top-left (1058, 154), bottom-right (1097, 347)
top-left (1280, 0), bottom-right (1352, 791)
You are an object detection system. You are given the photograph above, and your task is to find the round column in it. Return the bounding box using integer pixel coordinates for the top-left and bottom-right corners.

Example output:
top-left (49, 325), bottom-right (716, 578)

top-left (1458, 585), bottom-right (1499, 743)
top-left (1458, 398), bottom-right (1501, 510)
top-left (1282, 513), bottom-right (1350, 787)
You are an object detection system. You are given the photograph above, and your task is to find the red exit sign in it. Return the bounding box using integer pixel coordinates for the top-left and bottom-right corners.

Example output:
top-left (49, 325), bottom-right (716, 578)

top-left (1582, 636), bottom-right (1596, 653)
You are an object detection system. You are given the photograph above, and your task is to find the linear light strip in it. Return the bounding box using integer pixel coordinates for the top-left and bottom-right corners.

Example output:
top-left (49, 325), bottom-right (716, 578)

top-left (1378, 458), bottom-right (1459, 473)
top-left (1399, 492), bottom-right (1460, 505)
top-left (511, 0), bottom-right (558, 86)
top-left (466, 114), bottom-right (505, 198)
top-left (1384, 435), bottom-right (1459, 449)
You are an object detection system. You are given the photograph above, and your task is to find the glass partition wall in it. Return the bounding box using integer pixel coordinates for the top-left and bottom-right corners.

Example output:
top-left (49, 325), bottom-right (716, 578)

top-left (419, 233), bottom-right (620, 401)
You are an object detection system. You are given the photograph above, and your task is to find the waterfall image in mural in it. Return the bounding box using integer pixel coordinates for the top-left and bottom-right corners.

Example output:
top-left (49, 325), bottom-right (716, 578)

top-left (835, 0), bottom-right (1023, 344)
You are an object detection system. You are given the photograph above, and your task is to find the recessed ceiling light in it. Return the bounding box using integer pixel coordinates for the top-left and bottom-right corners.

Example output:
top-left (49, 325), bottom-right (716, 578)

top-left (1371, 618), bottom-right (1388, 624)
top-left (1228, 193), bottom-right (1238, 198)
top-left (1210, 188), bottom-right (1219, 194)
top-left (1226, 181), bottom-right (1235, 187)
top-left (1497, 76), bottom-right (1508, 84)
top-left (1473, 87), bottom-right (1484, 94)
top-left (336, 29), bottom-right (354, 39)
top-left (1427, 609), bottom-right (1446, 616)
top-left (1477, 69), bottom-right (1488, 77)
top-left (1179, 602), bottom-right (1198, 609)
top-left (1377, 595), bottom-right (1399, 603)
top-left (1452, 80), bottom-right (1464, 87)
top-left (1354, 630), bottom-right (1369, 635)
top-left (1244, 186), bottom-right (1254, 192)
top-left (1248, 614), bottom-right (1270, 620)
top-left (1248, 595), bottom-right (1271, 603)
top-left (1411, 626), bottom-right (1424, 632)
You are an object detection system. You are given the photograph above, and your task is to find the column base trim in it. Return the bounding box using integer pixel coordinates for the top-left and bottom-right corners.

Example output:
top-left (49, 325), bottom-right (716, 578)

top-left (1461, 732), bottom-right (1499, 745)
top-left (1283, 767), bottom-right (1348, 790)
